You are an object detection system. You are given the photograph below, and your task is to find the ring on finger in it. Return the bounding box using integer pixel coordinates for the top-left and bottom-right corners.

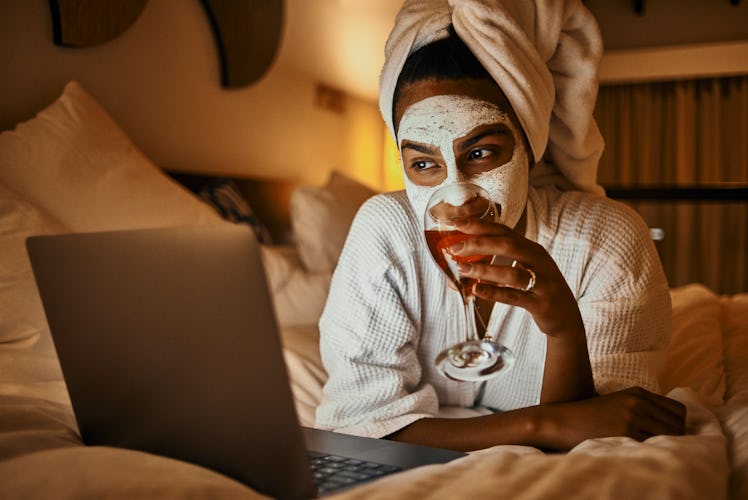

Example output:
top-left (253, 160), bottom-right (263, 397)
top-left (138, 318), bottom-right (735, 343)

top-left (522, 267), bottom-right (536, 292)
top-left (511, 260), bottom-right (536, 292)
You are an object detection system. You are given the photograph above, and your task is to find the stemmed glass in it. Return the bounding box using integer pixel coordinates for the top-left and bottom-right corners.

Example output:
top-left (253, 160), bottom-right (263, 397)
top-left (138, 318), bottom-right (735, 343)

top-left (424, 182), bottom-right (515, 382)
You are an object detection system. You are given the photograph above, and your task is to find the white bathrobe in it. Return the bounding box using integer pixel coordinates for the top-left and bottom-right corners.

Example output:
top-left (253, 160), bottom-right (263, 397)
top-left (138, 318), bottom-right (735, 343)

top-left (316, 186), bottom-right (670, 439)
top-left (316, 0), bottom-right (667, 439)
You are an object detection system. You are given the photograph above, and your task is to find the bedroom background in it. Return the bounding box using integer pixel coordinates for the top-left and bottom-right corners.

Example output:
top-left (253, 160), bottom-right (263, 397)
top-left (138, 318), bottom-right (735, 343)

top-left (1, 0), bottom-right (747, 294)
top-left (1, 2), bottom-right (747, 498)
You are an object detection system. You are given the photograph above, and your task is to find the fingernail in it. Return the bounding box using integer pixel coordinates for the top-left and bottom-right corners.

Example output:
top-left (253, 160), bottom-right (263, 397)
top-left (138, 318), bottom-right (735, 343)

top-left (449, 241), bottom-right (464, 253)
top-left (457, 262), bottom-right (472, 274)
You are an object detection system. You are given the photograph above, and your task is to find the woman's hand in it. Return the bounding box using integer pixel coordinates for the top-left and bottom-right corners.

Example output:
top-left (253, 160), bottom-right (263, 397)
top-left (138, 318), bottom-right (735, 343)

top-left (450, 218), bottom-right (583, 340)
top-left (536, 387), bottom-right (688, 450)
top-left (451, 217), bottom-right (597, 403)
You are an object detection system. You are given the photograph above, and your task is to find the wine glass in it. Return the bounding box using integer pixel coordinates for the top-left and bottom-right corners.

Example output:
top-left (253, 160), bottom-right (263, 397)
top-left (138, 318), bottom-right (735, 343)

top-left (423, 182), bottom-right (515, 382)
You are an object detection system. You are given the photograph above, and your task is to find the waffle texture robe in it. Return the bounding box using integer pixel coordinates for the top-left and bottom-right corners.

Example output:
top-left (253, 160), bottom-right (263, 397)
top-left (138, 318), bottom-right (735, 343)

top-left (316, 186), bottom-right (670, 438)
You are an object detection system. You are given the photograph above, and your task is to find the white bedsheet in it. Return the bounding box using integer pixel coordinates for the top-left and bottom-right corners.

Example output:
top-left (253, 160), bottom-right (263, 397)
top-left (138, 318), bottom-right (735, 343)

top-left (326, 388), bottom-right (727, 500)
top-left (0, 281), bottom-right (745, 500)
top-left (0, 387), bottom-right (732, 500)
top-left (2, 310), bottom-right (744, 500)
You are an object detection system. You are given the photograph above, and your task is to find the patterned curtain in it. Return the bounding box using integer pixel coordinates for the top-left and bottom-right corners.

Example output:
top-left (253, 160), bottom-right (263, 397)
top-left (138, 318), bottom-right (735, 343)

top-left (595, 76), bottom-right (748, 293)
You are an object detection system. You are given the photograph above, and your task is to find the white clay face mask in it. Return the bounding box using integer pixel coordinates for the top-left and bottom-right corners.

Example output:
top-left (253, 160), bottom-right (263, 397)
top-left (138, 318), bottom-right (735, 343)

top-left (397, 95), bottom-right (529, 229)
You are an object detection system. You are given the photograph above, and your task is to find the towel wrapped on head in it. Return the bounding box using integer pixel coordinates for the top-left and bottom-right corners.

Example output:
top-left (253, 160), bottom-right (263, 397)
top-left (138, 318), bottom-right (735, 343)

top-left (380, 0), bottom-right (605, 195)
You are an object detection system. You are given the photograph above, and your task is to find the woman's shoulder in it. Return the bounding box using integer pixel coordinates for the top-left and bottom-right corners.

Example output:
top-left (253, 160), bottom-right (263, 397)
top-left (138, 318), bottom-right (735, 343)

top-left (531, 186), bottom-right (650, 243)
top-left (358, 190), bottom-right (413, 216)
top-left (354, 190), bottom-right (418, 233)
top-left (346, 190), bottom-right (421, 254)
top-left (531, 186), bottom-right (664, 298)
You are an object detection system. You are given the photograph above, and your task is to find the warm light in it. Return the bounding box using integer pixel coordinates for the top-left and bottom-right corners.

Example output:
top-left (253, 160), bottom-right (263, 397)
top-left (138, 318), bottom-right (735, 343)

top-left (382, 128), bottom-right (404, 191)
top-left (341, 97), bottom-right (386, 190)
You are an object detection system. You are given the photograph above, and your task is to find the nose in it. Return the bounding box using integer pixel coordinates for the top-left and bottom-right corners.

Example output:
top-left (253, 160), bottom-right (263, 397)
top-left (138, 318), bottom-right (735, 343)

top-left (445, 164), bottom-right (468, 184)
top-left (453, 169), bottom-right (468, 183)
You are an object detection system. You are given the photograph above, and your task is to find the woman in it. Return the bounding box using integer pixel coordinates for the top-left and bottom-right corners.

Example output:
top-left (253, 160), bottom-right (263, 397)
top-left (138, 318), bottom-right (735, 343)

top-left (316, 0), bottom-right (685, 451)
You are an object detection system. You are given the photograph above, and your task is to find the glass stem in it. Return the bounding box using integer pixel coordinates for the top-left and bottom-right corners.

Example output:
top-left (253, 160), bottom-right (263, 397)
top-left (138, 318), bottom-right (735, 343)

top-left (464, 295), bottom-right (479, 342)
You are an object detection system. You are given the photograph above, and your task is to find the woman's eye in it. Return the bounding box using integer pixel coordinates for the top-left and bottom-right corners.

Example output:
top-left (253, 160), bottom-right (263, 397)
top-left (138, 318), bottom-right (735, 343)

top-left (467, 148), bottom-right (495, 160)
top-left (412, 159), bottom-right (438, 171)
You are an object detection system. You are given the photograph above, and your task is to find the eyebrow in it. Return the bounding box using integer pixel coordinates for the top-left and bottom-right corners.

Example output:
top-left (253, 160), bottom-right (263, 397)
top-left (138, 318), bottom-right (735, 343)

top-left (456, 126), bottom-right (510, 151)
top-left (400, 141), bottom-right (438, 155)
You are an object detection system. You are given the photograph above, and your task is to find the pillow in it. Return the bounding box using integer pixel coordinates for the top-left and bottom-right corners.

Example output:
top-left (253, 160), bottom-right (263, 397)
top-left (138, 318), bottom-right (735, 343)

top-left (0, 81), bottom-right (221, 232)
top-left (661, 284), bottom-right (726, 409)
top-left (260, 245), bottom-right (331, 327)
top-left (0, 182), bottom-right (72, 405)
top-left (718, 293), bottom-right (748, 500)
top-left (0, 182), bottom-right (67, 346)
top-left (279, 325), bottom-right (327, 428)
top-left (290, 171), bottom-right (376, 272)
top-left (721, 293), bottom-right (748, 399)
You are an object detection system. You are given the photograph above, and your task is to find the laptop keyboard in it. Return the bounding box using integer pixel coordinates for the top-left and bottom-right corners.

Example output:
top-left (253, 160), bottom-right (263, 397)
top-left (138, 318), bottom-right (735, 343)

top-left (309, 453), bottom-right (402, 494)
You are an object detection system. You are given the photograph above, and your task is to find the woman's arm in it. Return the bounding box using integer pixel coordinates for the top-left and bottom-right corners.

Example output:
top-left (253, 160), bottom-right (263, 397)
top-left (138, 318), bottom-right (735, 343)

top-left (316, 195), bottom-right (442, 437)
top-left (388, 386), bottom-right (686, 452)
top-left (540, 331), bottom-right (595, 403)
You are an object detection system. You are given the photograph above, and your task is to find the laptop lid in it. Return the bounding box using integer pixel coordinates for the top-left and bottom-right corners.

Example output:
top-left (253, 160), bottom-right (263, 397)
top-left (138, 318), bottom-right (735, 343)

top-left (27, 225), bottom-right (316, 499)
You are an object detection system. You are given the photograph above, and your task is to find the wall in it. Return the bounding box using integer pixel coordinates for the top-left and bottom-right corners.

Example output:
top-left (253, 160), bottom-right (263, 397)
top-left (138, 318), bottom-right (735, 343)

top-left (0, 0), bottom-right (385, 189)
top-left (586, 0), bottom-right (748, 84)
top-left (585, 0), bottom-right (748, 51)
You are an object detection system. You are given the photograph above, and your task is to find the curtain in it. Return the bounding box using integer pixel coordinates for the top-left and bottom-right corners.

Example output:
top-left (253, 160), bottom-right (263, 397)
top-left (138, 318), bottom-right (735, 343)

top-left (594, 76), bottom-right (748, 293)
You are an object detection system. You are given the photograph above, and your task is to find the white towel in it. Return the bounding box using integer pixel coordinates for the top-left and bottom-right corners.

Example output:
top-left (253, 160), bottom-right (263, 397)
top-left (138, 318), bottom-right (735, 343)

top-left (379, 0), bottom-right (605, 195)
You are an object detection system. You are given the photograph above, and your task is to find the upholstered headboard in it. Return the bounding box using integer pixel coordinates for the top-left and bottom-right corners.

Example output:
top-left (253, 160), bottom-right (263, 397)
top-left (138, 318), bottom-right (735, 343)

top-left (167, 171), bottom-right (301, 245)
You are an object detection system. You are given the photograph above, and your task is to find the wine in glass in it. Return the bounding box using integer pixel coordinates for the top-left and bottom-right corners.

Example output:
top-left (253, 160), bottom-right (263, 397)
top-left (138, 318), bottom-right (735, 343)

top-left (424, 182), bottom-right (515, 382)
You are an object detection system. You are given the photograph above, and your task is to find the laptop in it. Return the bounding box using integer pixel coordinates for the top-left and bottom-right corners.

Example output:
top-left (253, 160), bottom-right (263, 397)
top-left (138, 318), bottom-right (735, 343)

top-left (26, 225), bottom-right (465, 498)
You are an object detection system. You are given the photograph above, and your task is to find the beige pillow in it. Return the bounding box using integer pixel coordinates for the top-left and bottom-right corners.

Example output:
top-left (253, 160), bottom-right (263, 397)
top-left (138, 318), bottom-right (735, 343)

top-left (280, 325), bottom-right (327, 428)
top-left (260, 245), bottom-right (331, 327)
top-left (661, 284), bottom-right (726, 409)
top-left (0, 81), bottom-right (221, 232)
top-left (718, 293), bottom-right (748, 500)
top-left (0, 183), bottom-right (67, 346)
top-left (290, 171), bottom-right (376, 272)
top-left (721, 293), bottom-right (748, 400)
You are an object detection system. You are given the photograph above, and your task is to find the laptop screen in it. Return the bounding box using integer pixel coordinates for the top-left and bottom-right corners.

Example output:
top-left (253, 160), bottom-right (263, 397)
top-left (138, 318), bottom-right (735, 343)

top-left (27, 225), bottom-right (316, 498)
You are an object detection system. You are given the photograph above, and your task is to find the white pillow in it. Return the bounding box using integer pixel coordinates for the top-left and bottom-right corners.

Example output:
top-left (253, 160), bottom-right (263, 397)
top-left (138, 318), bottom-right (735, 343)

top-left (0, 81), bottom-right (221, 232)
top-left (718, 293), bottom-right (748, 500)
top-left (260, 245), bottom-right (331, 327)
top-left (662, 284), bottom-right (726, 409)
top-left (721, 293), bottom-right (748, 400)
top-left (0, 182), bottom-right (73, 404)
top-left (290, 171), bottom-right (376, 272)
top-left (280, 325), bottom-right (327, 428)
top-left (0, 183), bottom-right (67, 346)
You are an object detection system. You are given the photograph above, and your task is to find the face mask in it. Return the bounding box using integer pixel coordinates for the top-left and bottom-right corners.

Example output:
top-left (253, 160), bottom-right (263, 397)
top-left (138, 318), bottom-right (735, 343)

top-left (397, 95), bottom-right (529, 229)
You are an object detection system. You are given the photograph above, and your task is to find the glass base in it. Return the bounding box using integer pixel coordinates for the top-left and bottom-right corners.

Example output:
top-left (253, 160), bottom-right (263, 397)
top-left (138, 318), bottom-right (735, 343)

top-left (435, 340), bottom-right (515, 382)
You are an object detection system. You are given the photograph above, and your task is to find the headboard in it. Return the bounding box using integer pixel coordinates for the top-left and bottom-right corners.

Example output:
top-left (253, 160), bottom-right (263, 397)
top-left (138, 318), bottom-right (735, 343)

top-left (167, 171), bottom-right (301, 245)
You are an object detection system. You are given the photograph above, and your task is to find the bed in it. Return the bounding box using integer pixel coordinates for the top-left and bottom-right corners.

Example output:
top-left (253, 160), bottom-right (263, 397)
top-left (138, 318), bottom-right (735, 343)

top-left (0, 81), bottom-right (746, 499)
